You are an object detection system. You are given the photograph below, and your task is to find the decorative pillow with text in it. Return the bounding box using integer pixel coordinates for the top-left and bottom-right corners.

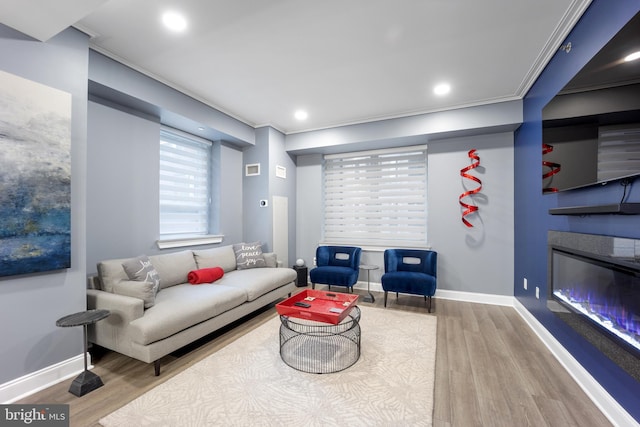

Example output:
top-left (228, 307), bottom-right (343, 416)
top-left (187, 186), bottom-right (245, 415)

top-left (122, 255), bottom-right (161, 296)
top-left (232, 242), bottom-right (266, 270)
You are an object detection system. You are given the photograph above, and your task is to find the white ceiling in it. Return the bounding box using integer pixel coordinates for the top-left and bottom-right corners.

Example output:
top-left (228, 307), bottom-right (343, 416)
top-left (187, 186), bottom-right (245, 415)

top-left (1, 0), bottom-right (591, 134)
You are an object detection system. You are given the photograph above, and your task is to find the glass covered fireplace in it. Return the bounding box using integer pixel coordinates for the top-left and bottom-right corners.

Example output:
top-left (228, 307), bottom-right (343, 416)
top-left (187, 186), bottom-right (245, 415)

top-left (550, 246), bottom-right (640, 358)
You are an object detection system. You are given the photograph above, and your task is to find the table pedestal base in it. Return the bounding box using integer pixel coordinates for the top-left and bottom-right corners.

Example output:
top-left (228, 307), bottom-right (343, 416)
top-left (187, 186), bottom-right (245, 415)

top-left (69, 370), bottom-right (103, 397)
top-left (360, 265), bottom-right (378, 304)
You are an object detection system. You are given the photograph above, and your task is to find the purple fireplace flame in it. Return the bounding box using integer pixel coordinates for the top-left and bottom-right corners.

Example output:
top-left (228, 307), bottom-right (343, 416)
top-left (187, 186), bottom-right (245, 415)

top-left (551, 247), bottom-right (640, 356)
top-left (553, 288), bottom-right (640, 351)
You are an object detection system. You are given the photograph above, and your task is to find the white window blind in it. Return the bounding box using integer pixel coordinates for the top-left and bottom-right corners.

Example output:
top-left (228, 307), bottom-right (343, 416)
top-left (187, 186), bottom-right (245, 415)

top-left (159, 128), bottom-right (211, 237)
top-left (323, 145), bottom-right (427, 247)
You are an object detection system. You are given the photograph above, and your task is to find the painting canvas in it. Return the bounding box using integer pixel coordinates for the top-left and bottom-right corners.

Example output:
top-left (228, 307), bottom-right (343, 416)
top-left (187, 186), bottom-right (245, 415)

top-left (0, 70), bottom-right (72, 277)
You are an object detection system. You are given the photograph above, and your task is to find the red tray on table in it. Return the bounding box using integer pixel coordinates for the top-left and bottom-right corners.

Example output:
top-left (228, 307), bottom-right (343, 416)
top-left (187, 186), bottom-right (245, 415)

top-left (276, 289), bottom-right (359, 324)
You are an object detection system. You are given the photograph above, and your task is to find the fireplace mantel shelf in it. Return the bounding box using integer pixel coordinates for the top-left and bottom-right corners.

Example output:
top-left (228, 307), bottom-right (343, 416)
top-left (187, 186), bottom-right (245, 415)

top-left (549, 203), bottom-right (640, 215)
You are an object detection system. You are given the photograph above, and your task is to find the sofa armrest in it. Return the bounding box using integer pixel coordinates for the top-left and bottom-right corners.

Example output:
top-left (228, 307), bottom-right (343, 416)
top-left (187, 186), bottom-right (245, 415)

top-left (87, 289), bottom-right (145, 323)
top-left (87, 288), bottom-right (146, 352)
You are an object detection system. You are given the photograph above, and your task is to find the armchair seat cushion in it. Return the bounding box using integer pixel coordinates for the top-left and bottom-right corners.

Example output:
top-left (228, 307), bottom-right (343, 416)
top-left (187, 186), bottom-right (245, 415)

top-left (310, 266), bottom-right (359, 287)
top-left (381, 271), bottom-right (436, 296)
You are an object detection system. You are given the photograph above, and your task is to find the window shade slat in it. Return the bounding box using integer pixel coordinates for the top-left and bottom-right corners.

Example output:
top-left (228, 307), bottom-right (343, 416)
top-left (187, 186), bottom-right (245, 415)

top-left (159, 129), bottom-right (211, 237)
top-left (323, 145), bottom-right (427, 247)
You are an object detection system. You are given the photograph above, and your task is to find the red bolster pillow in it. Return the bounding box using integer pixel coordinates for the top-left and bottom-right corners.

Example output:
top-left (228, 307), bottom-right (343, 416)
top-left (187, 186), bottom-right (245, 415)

top-left (188, 267), bottom-right (224, 285)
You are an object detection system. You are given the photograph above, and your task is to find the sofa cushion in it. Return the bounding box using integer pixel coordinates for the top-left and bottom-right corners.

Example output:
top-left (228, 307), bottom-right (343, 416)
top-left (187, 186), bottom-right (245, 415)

top-left (232, 241), bottom-right (266, 270)
top-left (122, 255), bottom-right (160, 295)
top-left (128, 284), bottom-right (247, 345)
top-left (97, 257), bottom-right (135, 293)
top-left (263, 252), bottom-right (277, 268)
top-left (112, 280), bottom-right (157, 308)
top-left (216, 267), bottom-right (297, 301)
top-left (193, 245), bottom-right (237, 273)
top-left (149, 250), bottom-right (197, 289)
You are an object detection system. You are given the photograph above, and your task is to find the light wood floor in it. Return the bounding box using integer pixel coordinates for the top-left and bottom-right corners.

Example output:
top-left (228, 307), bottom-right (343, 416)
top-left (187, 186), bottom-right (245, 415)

top-left (17, 289), bottom-right (612, 427)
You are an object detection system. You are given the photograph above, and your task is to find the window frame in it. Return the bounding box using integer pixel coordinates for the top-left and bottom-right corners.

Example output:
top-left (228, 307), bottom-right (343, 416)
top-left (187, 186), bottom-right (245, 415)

top-left (322, 145), bottom-right (428, 249)
top-left (158, 127), bottom-right (218, 246)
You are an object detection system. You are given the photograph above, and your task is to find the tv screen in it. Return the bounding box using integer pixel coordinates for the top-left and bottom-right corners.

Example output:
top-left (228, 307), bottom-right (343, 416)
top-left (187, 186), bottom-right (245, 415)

top-left (542, 11), bottom-right (640, 193)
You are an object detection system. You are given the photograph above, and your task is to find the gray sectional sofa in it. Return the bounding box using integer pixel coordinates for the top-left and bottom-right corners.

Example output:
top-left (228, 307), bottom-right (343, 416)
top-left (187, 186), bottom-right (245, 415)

top-left (86, 244), bottom-right (297, 375)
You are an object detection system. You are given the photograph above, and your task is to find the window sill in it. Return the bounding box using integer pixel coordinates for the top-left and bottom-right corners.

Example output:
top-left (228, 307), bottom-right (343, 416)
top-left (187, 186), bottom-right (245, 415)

top-left (157, 234), bottom-right (224, 250)
top-left (319, 242), bottom-right (431, 252)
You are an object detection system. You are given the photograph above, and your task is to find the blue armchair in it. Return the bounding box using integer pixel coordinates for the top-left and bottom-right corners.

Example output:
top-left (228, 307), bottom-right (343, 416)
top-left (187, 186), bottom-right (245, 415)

top-left (309, 246), bottom-right (362, 293)
top-left (381, 249), bottom-right (437, 312)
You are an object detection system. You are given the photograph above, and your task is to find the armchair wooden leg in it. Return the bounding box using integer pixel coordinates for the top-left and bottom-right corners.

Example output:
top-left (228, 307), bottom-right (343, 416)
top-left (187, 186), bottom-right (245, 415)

top-left (427, 296), bottom-right (432, 313)
top-left (154, 360), bottom-right (161, 376)
top-left (384, 291), bottom-right (388, 307)
top-left (311, 283), bottom-right (315, 290)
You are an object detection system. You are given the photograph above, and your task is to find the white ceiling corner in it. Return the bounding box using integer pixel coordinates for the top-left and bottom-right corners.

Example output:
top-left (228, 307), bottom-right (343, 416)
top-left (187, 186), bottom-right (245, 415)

top-left (0, 0), bottom-right (108, 41)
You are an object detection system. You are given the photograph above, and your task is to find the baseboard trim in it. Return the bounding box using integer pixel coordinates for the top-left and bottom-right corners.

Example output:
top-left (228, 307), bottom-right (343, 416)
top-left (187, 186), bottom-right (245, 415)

top-left (513, 299), bottom-right (639, 427)
top-left (434, 289), bottom-right (514, 306)
top-left (352, 282), bottom-right (514, 307)
top-left (0, 353), bottom-right (88, 404)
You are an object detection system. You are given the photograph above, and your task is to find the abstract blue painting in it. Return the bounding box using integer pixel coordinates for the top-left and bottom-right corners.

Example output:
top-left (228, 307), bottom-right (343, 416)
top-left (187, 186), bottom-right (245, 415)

top-left (0, 70), bottom-right (72, 277)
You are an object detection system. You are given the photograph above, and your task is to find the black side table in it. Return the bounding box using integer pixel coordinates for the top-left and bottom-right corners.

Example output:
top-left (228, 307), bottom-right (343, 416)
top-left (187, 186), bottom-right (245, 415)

top-left (359, 264), bottom-right (379, 303)
top-left (56, 309), bottom-right (110, 396)
top-left (292, 265), bottom-right (308, 287)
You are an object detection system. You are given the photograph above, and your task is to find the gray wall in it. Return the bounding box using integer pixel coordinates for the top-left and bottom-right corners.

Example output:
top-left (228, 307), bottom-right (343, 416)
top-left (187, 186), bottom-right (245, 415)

top-left (295, 154), bottom-right (323, 269)
top-left (268, 127), bottom-right (297, 267)
top-left (86, 99), bottom-right (246, 275)
top-left (88, 51), bottom-right (255, 146)
top-left (87, 101), bottom-right (161, 267)
top-left (216, 142), bottom-right (244, 245)
top-left (0, 26), bottom-right (89, 384)
top-left (242, 127), bottom-right (271, 250)
top-left (428, 132), bottom-right (514, 296)
top-left (295, 132), bottom-right (515, 296)
top-left (242, 126), bottom-right (298, 265)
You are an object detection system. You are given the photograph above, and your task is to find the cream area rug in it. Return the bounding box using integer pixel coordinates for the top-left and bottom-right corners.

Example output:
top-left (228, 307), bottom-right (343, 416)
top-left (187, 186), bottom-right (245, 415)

top-left (100, 305), bottom-right (437, 427)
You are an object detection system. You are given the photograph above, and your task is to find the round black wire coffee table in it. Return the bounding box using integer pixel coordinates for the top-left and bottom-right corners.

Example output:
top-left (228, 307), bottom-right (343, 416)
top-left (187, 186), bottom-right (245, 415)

top-left (279, 306), bottom-right (361, 374)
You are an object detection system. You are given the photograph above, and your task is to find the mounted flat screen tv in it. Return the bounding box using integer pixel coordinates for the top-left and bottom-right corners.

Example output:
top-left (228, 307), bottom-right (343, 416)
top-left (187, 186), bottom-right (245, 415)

top-left (542, 11), bottom-right (640, 193)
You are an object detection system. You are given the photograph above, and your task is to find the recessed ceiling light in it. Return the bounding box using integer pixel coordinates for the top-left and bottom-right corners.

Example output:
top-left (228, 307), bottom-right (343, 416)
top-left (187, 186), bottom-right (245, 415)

top-left (624, 50), bottom-right (640, 62)
top-left (162, 11), bottom-right (187, 32)
top-left (433, 83), bottom-right (451, 96)
top-left (294, 110), bottom-right (308, 120)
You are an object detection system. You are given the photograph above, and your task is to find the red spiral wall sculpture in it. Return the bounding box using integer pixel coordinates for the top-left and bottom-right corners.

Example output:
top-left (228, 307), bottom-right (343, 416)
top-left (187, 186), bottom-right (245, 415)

top-left (459, 149), bottom-right (482, 228)
top-left (542, 143), bottom-right (561, 193)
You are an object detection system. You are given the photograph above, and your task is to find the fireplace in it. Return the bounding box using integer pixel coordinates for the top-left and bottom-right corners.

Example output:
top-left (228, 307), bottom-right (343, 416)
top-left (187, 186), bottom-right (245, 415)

top-left (548, 231), bottom-right (640, 380)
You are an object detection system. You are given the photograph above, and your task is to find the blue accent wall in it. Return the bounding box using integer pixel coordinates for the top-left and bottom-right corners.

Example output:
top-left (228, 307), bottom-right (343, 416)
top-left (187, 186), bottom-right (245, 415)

top-left (515, 0), bottom-right (640, 420)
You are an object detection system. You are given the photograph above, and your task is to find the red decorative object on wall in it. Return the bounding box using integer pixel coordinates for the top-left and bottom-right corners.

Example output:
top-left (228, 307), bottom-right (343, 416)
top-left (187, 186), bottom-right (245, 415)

top-left (542, 143), bottom-right (561, 193)
top-left (459, 149), bottom-right (482, 228)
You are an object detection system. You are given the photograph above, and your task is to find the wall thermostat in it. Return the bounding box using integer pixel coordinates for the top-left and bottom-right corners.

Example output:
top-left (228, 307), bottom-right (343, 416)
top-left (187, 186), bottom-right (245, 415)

top-left (259, 199), bottom-right (268, 207)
